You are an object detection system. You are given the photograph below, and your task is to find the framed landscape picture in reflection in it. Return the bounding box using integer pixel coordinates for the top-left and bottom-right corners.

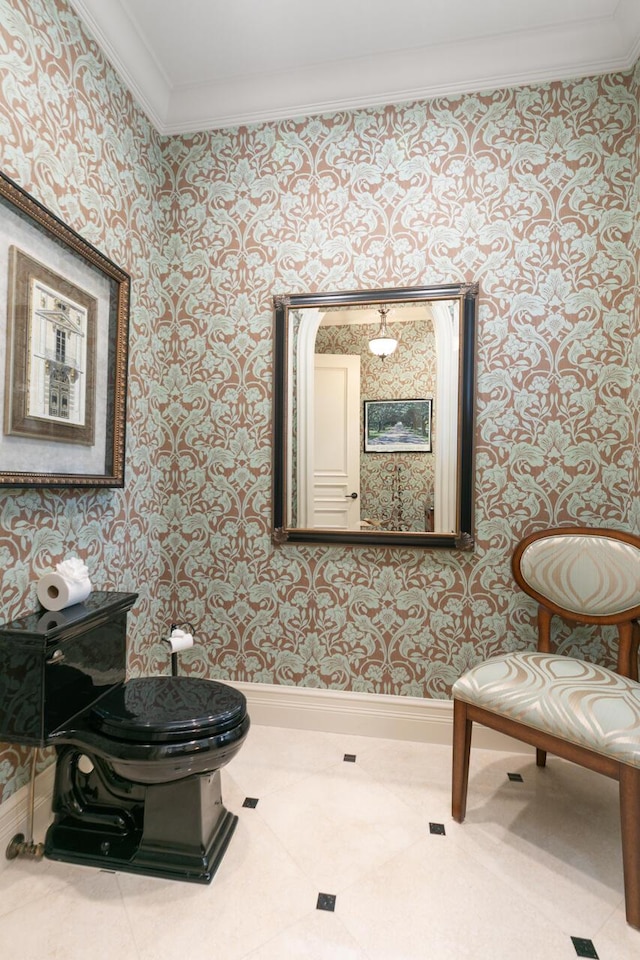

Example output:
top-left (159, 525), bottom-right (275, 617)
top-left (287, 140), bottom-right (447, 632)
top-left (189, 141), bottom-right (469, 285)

top-left (364, 399), bottom-right (432, 453)
top-left (0, 170), bottom-right (130, 487)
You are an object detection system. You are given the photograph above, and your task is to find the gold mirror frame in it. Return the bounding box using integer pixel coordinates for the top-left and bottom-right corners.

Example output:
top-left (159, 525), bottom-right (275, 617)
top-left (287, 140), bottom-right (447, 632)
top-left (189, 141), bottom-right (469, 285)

top-left (272, 283), bottom-right (478, 549)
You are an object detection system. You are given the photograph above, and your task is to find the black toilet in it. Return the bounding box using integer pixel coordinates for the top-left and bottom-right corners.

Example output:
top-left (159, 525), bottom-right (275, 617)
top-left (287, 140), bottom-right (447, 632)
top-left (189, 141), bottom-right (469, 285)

top-left (0, 592), bottom-right (250, 883)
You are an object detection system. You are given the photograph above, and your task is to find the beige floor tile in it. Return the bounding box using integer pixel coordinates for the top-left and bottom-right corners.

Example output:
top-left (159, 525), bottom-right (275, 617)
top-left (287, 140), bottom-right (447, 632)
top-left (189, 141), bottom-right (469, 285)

top-left (243, 910), bottom-right (372, 960)
top-left (254, 761), bottom-right (425, 890)
top-left (594, 904), bottom-right (640, 960)
top-left (2, 726), bottom-right (637, 960)
top-left (117, 812), bottom-right (318, 960)
top-left (0, 854), bottom-right (69, 920)
top-left (0, 866), bottom-right (140, 960)
top-left (226, 724), bottom-right (352, 798)
top-left (338, 837), bottom-right (589, 960)
top-left (454, 756), bottom-right (625, 933)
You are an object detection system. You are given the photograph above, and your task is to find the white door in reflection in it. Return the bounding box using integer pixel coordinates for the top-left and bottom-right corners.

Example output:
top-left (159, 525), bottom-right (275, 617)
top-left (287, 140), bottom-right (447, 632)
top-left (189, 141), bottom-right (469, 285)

top-left (312, 354), bottom-right (360, 529)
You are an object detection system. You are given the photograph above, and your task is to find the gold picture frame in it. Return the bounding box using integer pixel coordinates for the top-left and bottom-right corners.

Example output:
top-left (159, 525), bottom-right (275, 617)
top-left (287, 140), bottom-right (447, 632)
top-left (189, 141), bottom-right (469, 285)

top-left (0, 171), bottom-right (130, 486)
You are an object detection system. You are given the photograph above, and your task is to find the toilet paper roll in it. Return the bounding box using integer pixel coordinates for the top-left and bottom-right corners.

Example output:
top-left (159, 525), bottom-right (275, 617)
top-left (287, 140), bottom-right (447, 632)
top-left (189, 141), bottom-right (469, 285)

top-left (37, 572), bottom-right (92, 612)
top-left (166, 630), bottom-right (194, 653)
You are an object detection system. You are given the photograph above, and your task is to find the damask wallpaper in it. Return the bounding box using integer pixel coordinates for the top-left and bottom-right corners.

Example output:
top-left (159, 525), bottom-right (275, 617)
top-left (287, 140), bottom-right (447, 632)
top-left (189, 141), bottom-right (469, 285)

top-left (0, 0), bottom-right (638, 803)
top-left (0, 0), bottom-right (173, 800)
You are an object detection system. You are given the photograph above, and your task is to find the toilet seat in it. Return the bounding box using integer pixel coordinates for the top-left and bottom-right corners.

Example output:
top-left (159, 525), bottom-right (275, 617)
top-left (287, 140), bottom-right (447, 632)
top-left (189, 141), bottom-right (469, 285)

top-left (90, 677), bottom-right (248, 743)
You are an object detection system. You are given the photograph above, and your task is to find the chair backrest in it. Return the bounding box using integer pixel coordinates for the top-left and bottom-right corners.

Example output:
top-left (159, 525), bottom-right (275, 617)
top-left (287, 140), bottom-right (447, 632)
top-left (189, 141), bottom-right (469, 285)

top-left (512, 527), bottom-right (640, 678)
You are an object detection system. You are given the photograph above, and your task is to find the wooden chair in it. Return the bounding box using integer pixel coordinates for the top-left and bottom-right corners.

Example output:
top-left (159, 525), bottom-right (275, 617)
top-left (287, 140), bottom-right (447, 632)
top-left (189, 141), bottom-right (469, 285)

top-left (451, 527), bottom-right (640, 928)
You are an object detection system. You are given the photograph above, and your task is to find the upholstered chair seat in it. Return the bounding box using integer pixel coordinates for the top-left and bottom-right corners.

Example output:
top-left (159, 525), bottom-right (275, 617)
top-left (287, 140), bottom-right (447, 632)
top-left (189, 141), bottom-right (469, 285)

top-left (453, 651), bottom-right (640, 768)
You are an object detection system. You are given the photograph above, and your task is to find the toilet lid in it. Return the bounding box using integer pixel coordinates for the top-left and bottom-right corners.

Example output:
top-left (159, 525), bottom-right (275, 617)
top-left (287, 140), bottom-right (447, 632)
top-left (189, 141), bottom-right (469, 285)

top-left (90, 677), bottom-right (247, 743)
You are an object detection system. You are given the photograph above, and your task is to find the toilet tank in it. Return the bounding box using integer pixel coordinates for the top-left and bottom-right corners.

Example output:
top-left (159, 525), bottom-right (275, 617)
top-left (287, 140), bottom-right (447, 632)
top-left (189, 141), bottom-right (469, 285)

top-left (0, 591), bottom-right (137, 747)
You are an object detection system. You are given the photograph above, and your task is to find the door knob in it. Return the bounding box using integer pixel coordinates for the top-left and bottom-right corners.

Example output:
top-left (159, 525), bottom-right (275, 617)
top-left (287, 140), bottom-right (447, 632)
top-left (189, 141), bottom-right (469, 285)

top-left (345, 492), bottom-right (358, 499)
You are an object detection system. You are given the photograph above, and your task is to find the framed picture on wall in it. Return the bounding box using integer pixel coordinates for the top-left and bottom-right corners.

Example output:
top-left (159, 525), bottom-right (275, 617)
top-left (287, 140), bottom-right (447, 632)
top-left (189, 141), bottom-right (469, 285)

top-left (364, 398), bottom-right (432, 453)
top-left (5, 247), bottom-right (98, 446)
top-left (0, 170), bottom-right (130, 486)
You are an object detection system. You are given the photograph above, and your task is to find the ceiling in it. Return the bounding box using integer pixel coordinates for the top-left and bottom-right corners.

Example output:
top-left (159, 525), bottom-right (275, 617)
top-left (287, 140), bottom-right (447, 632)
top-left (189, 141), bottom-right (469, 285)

top-left (68, 0), bottom-right (640, 135)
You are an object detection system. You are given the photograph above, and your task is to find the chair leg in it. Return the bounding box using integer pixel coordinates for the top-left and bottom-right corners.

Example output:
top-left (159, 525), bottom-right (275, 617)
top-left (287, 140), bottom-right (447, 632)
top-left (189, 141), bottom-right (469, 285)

top-left (452, 698), bottom-right (472, 823)
top-left (536, 749), bottom-right (547, 767)
top-left (619, 764), bottom-right (640, 929)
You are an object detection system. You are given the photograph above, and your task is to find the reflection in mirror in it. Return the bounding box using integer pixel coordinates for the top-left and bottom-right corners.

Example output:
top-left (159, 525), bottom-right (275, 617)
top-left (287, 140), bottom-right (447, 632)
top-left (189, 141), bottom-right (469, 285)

top-left (273, 285), bottom-right (478, 549)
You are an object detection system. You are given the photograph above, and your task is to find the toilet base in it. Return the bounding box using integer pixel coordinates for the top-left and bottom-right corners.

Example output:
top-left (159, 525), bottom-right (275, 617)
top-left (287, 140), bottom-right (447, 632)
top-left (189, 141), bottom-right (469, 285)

top-left (44, 746), bottom-right (238, 883)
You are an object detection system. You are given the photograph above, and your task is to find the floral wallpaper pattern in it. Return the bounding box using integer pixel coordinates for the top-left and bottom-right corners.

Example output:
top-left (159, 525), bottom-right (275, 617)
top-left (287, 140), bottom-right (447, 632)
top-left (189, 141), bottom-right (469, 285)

top-left (0, 0), bottom-right (172, 800)
top-left (0, 0), bottom-right (638, 803)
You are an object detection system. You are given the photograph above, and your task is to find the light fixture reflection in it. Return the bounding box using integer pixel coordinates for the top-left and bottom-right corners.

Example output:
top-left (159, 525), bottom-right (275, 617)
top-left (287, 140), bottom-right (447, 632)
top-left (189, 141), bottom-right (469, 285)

top-left (368, 305), bottom-right (398, 359)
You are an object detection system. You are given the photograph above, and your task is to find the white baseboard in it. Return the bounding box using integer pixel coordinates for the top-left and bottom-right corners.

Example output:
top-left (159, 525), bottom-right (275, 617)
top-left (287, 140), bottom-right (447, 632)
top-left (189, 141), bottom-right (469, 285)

top-left (234, 682), bottom-right (526, 753)
top-left (0, 763), bottom-right (55, 873)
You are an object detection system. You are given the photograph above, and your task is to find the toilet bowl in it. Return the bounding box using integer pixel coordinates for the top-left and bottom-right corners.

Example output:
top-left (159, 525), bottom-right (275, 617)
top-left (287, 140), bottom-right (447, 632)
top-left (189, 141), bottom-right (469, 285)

top-left (0, 592), bottom-right (250, 884)
top-left (45, 675), bottom-right (250, 883)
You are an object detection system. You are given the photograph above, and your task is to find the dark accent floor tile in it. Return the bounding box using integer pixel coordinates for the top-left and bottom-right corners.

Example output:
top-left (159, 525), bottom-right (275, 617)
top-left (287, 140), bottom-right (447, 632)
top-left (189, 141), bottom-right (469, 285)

top-left (343, 753), bottom-right (357, 763)
top-left (571, 936), bottom-right (599, 958)
top-left (507, 772), bottom-right (524, 782)
top-left (429, 822), bottom-right (446, 835)
top-left (242, 797), bottom-right (259, 808)
top-left (316, 892), bottom-right (336, 912)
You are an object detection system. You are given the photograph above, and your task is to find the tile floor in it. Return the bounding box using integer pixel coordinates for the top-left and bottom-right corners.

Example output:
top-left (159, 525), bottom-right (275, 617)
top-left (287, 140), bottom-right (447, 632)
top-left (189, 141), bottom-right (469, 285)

top-left (0, 724), bottom-right (638, 960)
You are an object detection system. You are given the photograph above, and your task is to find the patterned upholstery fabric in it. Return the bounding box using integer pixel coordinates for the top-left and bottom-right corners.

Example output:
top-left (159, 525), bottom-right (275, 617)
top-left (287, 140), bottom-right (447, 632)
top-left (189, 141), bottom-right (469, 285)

top-left (453, 652), bottom-right (640, 768)
top-left (519, 535), bottom-right (640, 616)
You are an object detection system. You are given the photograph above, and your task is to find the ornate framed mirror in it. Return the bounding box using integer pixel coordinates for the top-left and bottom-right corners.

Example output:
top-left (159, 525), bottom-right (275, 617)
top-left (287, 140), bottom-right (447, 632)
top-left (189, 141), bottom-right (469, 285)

top-left (272, 283), bottom-right (478, 548)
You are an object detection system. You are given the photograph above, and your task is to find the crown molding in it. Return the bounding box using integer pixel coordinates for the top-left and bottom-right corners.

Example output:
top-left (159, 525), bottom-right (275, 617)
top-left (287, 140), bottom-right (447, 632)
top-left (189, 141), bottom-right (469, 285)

top-left (69, 0), bottom-right (640, 136)
top-left (68, 0), bottom-right (170, 131)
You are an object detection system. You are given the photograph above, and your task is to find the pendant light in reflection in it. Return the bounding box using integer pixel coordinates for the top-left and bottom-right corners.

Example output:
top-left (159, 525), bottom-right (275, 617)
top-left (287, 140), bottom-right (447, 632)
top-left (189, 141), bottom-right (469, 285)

top-left (368, 306), bottom-right (397, 359)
